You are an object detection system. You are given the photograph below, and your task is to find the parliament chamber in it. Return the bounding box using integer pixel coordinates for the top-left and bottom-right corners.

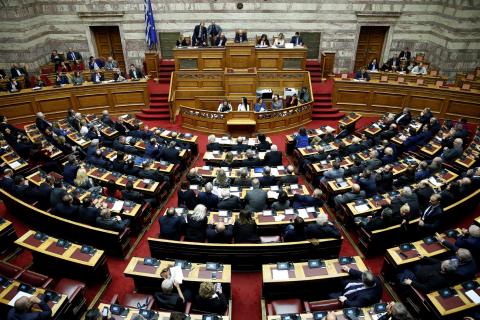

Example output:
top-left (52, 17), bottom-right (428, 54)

top-left (1, 2), bottom-right (480, 320)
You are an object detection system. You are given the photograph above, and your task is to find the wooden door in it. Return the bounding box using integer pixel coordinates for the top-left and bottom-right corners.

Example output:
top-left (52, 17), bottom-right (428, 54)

top-left (91, 26), bottom-right (125, 70)
top-left (354, 26), bottom-right (388, 71)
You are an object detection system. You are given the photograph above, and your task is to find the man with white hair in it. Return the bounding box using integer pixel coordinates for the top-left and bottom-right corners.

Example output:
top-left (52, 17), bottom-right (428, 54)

top-left (35, 112), bottom-right (51, 132)
top-left (154, 277), bottom-right (186, 311)
top-left (246, 178), bottom-right (268, 211)
top-left (334, 184), bottom-right (365, 208)
top-left (380, 147), bottom-right (396, 165)
top-left (438, 224), bottom-right (480, 265)
top-left (259, 166), bottom-right (277, 187)
top-left (363, 150), bottom-right (382, 171)
top-left (101, 109), bottom-right (115, 126)
top-left (217, 189), bottom-right (241, 211)
top-left (232, 136), bottom-right (248, 152)
top-left (441, 138), bottom-right (463, 162)
top-left (279, 165), bottom-right (298, 185)
top-left (206, 134), bottom-right (220, 151)
top-left (292, 188), bottom-right (324, 209)
top-left (400, 259), bottom-right (458, 293)
top-left (233, 167), bottom-right (252, 187)
top-left (306, 212), bottom-right (341, 239)
top-left (198, 182), bottom-right (219, 210)
top-left (263, 144), bottom-right (282, 166)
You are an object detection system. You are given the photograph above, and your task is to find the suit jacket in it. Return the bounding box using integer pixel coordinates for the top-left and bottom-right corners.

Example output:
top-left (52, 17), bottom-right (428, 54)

top-left (259, 175), bottom-right (277, 187)
top-left (66, 51), bottom-right (82, 61)
top-left (323, 168), bottom-right (345, 180)
top-left (78, 206), bottom-right (100, 225)
top-left (279, 174), bottom-right (298, 186)
top-left (292, 194), bottom-right (323, 209)
top-left (342, 269), bottom-right (383, 308)
top-left (7, 81), bottom-right (21, 92)
top-left (54, 202), bottom-right (79, 219)
top-left (7, 298), bottom-right (51, 320)
top-left (263, 151), bottom-right (282, 166)
top-left (399, 50), bottom-right (411, 60)
top-left (206, 142), bottom-right (221, 151)
top-left (442, 146), bottom-right (463, 162)
top-left (231, 143), bottom-right (248, 152)
top-left (10, 67), bottom-right (27, 78)
top-left (96, 216), bottom-right (129, 231)
top-left (122, 190), bottom-right (144, 204)
top-left (35, 118), bottom-right (51, 132)
top-left (217, 196), bottom-right (242, 211)
top-left (198, 192), bottom-right (219, 210)
top-left (290, 35), bottom-right (303, 45)
top-left (245, 189), bottom-right (268, 211)
top-left (0, 176), bottom-right (14, 192)
top-left (90, 73), bottom-right (104, 83)
top-left (234, 33), bottom-right (248, 43)
top-left (36, 183), bottom-right (53, 209)
top-left (192, 25), bottom-right (208, 46)
top-left (184, 216), bottom-right (207, 242)
top-left (233, 221), bottom-right (260, 243)
top-left (159, 215), bottom-right (184, 241)
top-left (415, 186), bottom-right (435, 210)
top-left (215, 37), bottom-right (227, 46)
top-left (411, 259), bottom-right (455, 293)
top-left (358, 176), bottom-right (377, 196)
top-left (129, 69), bottom-right (143, 79)
top-left (420, 205), bottom-right (443, 232)
top-left (394, 112), bottom-right (412, 126)
top-left (193, 292), bottom-right (228, 315)
top-left (50, 188), bottom-right (67, 208)
top-left (306, 223), bottom-right (341, 239)
top-left (364, 158), bottom-right (382, 171)
top-left (354, 71), bottom-right (370, 81)
top-left (178, 189), bottom-right (197, 210)
top-left (162, 147), bottom-right (180, 164)
top-left (206, 225), bottom-right (233, 243)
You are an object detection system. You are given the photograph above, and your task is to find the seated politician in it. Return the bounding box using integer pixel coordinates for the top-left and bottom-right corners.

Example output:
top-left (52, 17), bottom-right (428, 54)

top-left (218, 98), bottom-right (232, 113)
top-left (290, 32), bottom-right (303, 46)
top-left (7, 295), bottom-right (51, 320)
top-left (159, 208), bottom-right (185, 241)
top-left (283, 216), bottom-right (307, 242)
top-left (72, 71), bottom-right (84, 85)
top-left (91, 69), bottom-right (104, 83)
top-left (217, 189), bottom-right (242, 211)
top-left (354, 67), bottom-right (370, 81)
top-left (198, 182), bottom-right (219, 210)
top-left (330, 267), bottom-right (382, 307)
top-left (233, 210), bottom-right (260, 243)
top-left (273, 33), bottom-right (286, 47)
top-left (215, 32), bottom-right (227, 47)
top-left (254, 97), bottom-right (267, 112)
top-left (234, 30), bottom-right (248, 43)
top-left (206, 222), bottom-right (233, 243)
top-left (184, 204), bottom-right (208, 242)
top-left (193, 282), bottom-right (228, 315)
top-left (96, 208), bottom-right (130, 231)
top-left (129, 64), bottom-right (144, 80)
top-left (257, 34), bottom-right (270, 47)
top-left (306, 213), bottom-right (341, 239)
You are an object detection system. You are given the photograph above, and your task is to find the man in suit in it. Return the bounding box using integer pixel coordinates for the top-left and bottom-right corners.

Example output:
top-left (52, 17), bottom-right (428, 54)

top-left (441, 138), bottom-right (463, 162)
top-left (279, 165), bottom-right (298, 186)
top-left (214, 32), bottom-right (227, 47)
top-left (394, 107), bottom-right (412, 126)
top-left (193, 21), bottom-right (207, 46)
top-left (96, 208), bottom-right (129, 231)
top-left (159, 208), bottom-right (185, 241)
top-left (100, 110), bottom-right (115, 127)
top-left (306, 212), bottom-right (341, 239)
top-left (357, 207), bottom-right (396, 231)
top-left (332, 268), bottom-right (383, 308)
top-left (11, 175), bottom-right (37, 201)
top-left (263, 144), bottom-right (282, 167)
top-left (217, 189), bottom-right (242, 211)
top-left (66, 48), bottom-right (82, 61)
top-left (54, 194), bottom-right (79, 219)
top-left (321, 161), bottom-right (345, 183)
top-left (207, 222), bottom-right (233, 243)
top-left (162, 141), bottom-right (180, 164)
top-left (122, 181), bottom-right (145, 204)
top-left (232, 168), bottom-right (252, 187)
top-left (380, 147), bottom-right (396, 165)
top-left (10, 63), bottom-right (28, 79)
top-left (35, 112), bottom-right (51, 132)
top-left (231, 136), bottom-right (248, 152)
top-left (292, 188), bottom-right (324, 209)
top-left (129, 64), bottom-right (144, 80)
top-left (234, 30), bottom-right (247, 43)
top-left (290, 32), bottom-right (303, 46)
top-left (363, 150), bottom-right (382, 171)
top-left (358, 169), bottom-right (377, 196)
top-left (418, 193), bottom-right (443, 234)
top-left (88, 149), bottom-right (110, 168)
top-left (333, 184), bottom-right (365, 208)
top-left (78, 197), bottom-right (101, 225)
top-left (259, 166), bottom-right (277, 187)
top-left (387, 54), bottom-right (400, 70)
top-left (438, 224), bottom-right (480, 264)
top-left (400, 259), bottom-right (457, 293)
top-left (36, 175), bottom-right (55, 209)
top-left (90, 70), bottom-right (104, 83)
top-left (0, 168), bottom-right (15, 192)
top-left (7, 295), bottom-right (51, 320)
top-left (399, 48), bottom-right (411, 61)
top-left (198, 182), bottom-right (219, 210)
top-left (243, 149), bottom-right (261, 167)
top-left (50, 180), bottom-right (67, 208)
top-left (354, 67), bottom-right (370, 81)
top-left (245, 178), bottom-right (267, 211)
top-left (207, 20), bottom-right (222, 46)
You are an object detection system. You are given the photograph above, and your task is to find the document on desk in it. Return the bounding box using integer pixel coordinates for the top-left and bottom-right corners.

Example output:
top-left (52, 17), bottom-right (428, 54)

top-left (465, 289), bottom-right (480, 303)
top-left (112, 200), bottom-right (124, 212)
top-left (297, 208), bottom-right (308, 219)
top-left (428, 177), bottom-right (441, 187)
top-left (270, 168), bottom-right (279, 176)
top-left (267, 191), bottom-right (279, 199)
top-left (170, 266), bottom-right (184, 284)
top-left (9, 291), bottom-right (32, 306)
top-left (355, 204), bottom-right (370, 214)
top-left (272, 269), bottom-right (290, 280)
top-left (9, 161), bottom-right (21, 169)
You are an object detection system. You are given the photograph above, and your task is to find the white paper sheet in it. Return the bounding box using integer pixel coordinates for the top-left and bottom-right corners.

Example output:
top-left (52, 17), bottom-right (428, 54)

top-left (9, 161), bottom-right (21, 169)
top-left (297, 208), bottom-right (308, 218)
top-left (170, 266), bottom-right (184, 284)
top-left (428, 177), bottom-right (441, 187)
top-left (8, 291), bottom-right (32, 306)
top-left (272, 269), bottom-right (289, 280)
top-left (306, 207), bottom-right (316, 213)
top-left (267, 191), bottom-right (279, 199)
top-left (270, 168), bottom-right (279, 176)
top-left (274, 215), bottom-right (285, 222)
top-left (355, 204), bottom-right (370, 214)
top-left (465, 290), bottom-right (480, 303)
top-left (111, 200), bottom-right (124, 212)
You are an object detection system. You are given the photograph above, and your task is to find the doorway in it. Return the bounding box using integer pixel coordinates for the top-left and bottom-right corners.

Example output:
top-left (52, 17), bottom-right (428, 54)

top-left (91, 26), bottom-right (125, 70)
top-left (354, 26), bottom-right (389, 71)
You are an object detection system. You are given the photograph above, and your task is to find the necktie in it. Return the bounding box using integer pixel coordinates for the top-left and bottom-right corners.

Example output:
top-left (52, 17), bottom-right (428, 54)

top-left (423, 206), bottom-right (432, 219)
top-left (296, 37), bottom-right (299, 45)
top-left (343, 282), bottom-right (365, 296)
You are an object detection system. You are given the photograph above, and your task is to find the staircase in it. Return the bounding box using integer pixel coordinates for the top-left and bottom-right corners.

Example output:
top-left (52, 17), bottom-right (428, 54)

top-left (136, 60), bottom-right (175, 121)
top-left (306, 60), bottom-right (344, 121)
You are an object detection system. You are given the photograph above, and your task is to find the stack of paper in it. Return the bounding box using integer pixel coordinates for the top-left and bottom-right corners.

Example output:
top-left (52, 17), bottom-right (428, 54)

top-left (465, 290), bottom-right (480, 303)
top-left (9, 161), bottom-right (21, 169)
top-left (112, 200), bottom-right (124, 212)
top-left (170, 266), bottom-right (184, 284)
top-left (270, 168), bottom-right (279, 176)
top-left (355, 204), bottom-right (370, 214)
top-left (267, 191), bottom-right (279, 199)
top-left (297, 208), bottom-right (308, 219)
top-left (428, 177), bottom-right (441, 187)
top-left (272, 269), bottom-right (289, 280)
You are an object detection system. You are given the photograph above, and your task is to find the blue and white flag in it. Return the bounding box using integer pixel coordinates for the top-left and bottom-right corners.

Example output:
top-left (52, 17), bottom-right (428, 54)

top-left (144, 0), bottom-right (158, 49)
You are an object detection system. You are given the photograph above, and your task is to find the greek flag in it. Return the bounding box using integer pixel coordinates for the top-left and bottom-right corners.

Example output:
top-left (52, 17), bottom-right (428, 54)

top-left (144, 0), bottom-right (158, 49)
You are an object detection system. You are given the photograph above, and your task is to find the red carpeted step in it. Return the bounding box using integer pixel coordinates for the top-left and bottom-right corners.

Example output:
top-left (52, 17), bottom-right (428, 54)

top-left (136, 112), bottom-right (171, 120)
top-left (149, 102), bottom-right (170, 108)
top-left (311, 112), bottom-right (345, 120)
top-left (312, 109), bottom-right (339, 115)
top-left (313, 96), bottom-right (331, 102)
top-left (140, 108), bottom-right (170, 115)
top-left (314, 101), bottom-right (333, 107)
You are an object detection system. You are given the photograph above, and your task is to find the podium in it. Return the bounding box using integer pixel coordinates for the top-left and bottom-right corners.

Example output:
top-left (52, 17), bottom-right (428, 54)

top-left (226, 112), bottom-right (256, 136)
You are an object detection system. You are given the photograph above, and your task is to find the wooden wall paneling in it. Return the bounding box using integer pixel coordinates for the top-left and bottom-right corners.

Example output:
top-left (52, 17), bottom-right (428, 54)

top-left (225, 44), bottom-right (256, 69)
top-left (0, 100), bottom-right (36, 123)
top-left (445, 99), bottom-right (480, 121)
top-left (144, 52), bottom-right (160, 78)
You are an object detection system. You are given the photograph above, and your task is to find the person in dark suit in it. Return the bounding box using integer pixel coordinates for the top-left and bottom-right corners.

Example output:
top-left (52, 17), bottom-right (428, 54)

top-left (306, 213), bottom-right (341, 239)
top-left (206, 135), bottom-right (221, 151)
top-left (214, 32), bottom-right (227, 47)
top-left (367, 58), bottom-right (379, 71)
top-left (10, 63), bottom-right (28, 79)
top-left (192, 21), bottom-right (207, 46)
top-left (184, 204), bottom-right (208, 242)
top-left (159, 208), bottom-right (185, 241)
top-left (415, 180), bottom-right (435, 210)
top-left (245, 178), bottom-right (268, 211)
top-left (198, 182), bottom-right (219, 210)
top-left (177, 181), bottom-right (197, 210)
top-left (88, 149), bottom-right (110, 168)
top-left (441, 138), bottom-right (463, 162)
top-left (0, 169), bottom-right (15, 192)
top-left (50, 180), bottom-right (67, 208)
top-left (162, 141), bottom-right (180, 164)
top-left (90, 70), bottom-right (104, 83)
top-left (363, 150), bottom-right (382, 171)
top-left (36, 175), bottom-right (55, 209)
top-left (96, 208), bottom-right (130, 231)
top-left (11, 175), bottom-right (37, 201)
top-left (256, 134), bottom-right (271, 151)
top-left (35, 112), bottom-right (51, 132)
top-left (243, 150), bottom-right (261, 168)
top-left (292, 188), bottom-right (324, 209)
top-left (55, 71), bottom-right (69, 85)
top-left (279, 165), bottom-right (298, 186)
top-left (100, 110), bottom-right (115, 127)
top-left (66, 48), bottom-right (82, 61)
top-left (358, 169), bottom-right (377, 197)
top-left (332, 268), bottom-right (382, 308)
top-left (193, 282), bottom-right (228, 315)
top-left (399, 48), bottom-right (411, 61)
top-left (54, 194), bottom-right (79, 219)
top-left (233, 210), bottom-right (260, 243)
top-left (258, 167), bottom-right (277, 187)
top-left (78, 196), bottom-right (100, 225)
top-left (283, 216), bottom-right (307, 242)
top-left (354, 67), bottom-right (370, 81)
top-left (418, 108), bottom-right (433, 125)
top-left (124, 160), bottom-right (141, 176)
top-left (217, 189), bottom-right (242, 211)
top-left (6, 77), bottom-right (21, 92)
top-left (439, 224), bottom-right (480, 264)
top-left (400, 258), bottom-right (457, 293)
top-left (206, 222), bottom-right (233, 243)
top-left (231, 136), bottom-right (248, 152)
top-left (290, 32), bottom-right (303, 46)
top-left (263, 145), bottom-right (282, 167)
top-left (418, 193), bottom-right (443, 234)
top-left (128, 64), bottom-right (144, 79)
top-left (357, 207), bottom-right (396, 231)
top-left (7, 295), bottom-right (51, 320)
top-left (394, 107), bottom-right (412, 126)
top-left (234, 30), bottom-right (247, 43)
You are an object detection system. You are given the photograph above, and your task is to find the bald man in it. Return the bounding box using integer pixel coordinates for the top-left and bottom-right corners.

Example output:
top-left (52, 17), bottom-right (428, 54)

top-left (206, 222), bottom-right (233, 243)
top-left (8, 295), bottom-right (51, 320)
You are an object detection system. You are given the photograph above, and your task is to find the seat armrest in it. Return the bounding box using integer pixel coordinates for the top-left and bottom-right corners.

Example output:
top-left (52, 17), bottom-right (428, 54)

top-left (40, 277), bottom-right (54, 289)
top-left (304, 301), bottom-right (311, 313)
top-left (267, 303), bottom-right (274, 316)
top-left (184, 301), bottom-right (191, 314)
top-left (308, 299), bottom-right (342, 312)
top-left (119, 227), bottom-right (130, 239)
top-left (110, 294), bottom-right (119, 305)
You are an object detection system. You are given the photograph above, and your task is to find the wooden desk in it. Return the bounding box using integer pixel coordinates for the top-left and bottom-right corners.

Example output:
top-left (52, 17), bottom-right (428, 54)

top-left (96, 303), bottom-right (230, 320)
top-left (203, 150), bottom-right (266, 163)
top-left (0, 219), bottom-right (17, 254)
top-left (427, 277), bottom-right (480, 319)
top-left (266, 307), bottom-right (378, 320)
top-left (0, 151), bottom-right (28, 172)
top-left (24, 124), bottom-right (63, 159)
top-left (15, 230), bottom-right (110, 282)
top-left (194, 165), bottom-right (288, 180)
top-left (333, 78), bottom-right (480, 123)
top-left (124, 257), bottom-right (231, 294)
top-left (0, 80), bottom-right (149, 124)
top-left (100, 147), bottom-right (176, 173)
top-left (339, 112), bottom-right (362, 127)
top-left (0, 279), bottom-right (68, 319)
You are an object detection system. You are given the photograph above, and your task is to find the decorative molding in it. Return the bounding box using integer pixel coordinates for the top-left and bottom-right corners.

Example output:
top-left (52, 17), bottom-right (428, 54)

top-left (355, 11), bottom-right (402, 18)
top-left (78, 11), bottom-right (125, 18)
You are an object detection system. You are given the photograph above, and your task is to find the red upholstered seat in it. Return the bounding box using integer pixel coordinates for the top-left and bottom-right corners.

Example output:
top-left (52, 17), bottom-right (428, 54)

top-left (54, 278), bottom-right (86, 301)
top-left (260, 235), bottom-right (281, 243)
top-left (110, 293), bottom-right (154, 310)
top-left (267, 298), bottom-right (304, 315)
top-left (18, 270), bottom-right (53, 289)
top-left (0, 261), bottom-right (23, 279)
top-left (185, 301), bottom-right (229, 316)
top-left (304, 298), bottom-right (342, 312)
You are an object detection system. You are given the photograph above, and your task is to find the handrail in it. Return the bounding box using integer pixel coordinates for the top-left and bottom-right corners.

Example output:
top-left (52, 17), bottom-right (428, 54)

top-left (168, 71), bottom-right (175, 123)
top-left (308, 70), bottom-right (314, 104)
top-left (320, 52), bottom-right (326, 80)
